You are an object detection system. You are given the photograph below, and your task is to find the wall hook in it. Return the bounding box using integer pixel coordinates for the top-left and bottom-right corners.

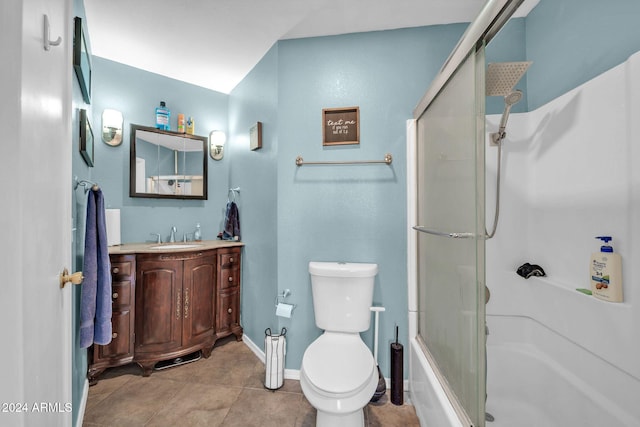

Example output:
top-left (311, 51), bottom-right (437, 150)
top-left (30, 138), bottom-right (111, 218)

top-left (43, 15), bottom-right (62, 51)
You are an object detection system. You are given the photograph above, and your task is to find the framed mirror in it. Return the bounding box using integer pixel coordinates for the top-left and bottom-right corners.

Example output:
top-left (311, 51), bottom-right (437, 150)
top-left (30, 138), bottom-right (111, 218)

top-left (129, 124), bottom-right (208, 199)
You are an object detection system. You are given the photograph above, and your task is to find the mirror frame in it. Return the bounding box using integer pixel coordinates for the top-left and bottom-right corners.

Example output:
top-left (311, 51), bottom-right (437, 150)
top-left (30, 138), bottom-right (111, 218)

top-left (129, 124), bottom-right (208, 200)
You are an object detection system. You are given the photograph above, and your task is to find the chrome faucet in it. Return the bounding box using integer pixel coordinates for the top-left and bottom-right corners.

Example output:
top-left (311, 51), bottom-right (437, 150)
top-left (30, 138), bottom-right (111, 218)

top-left (150, 233), bottom-right (162, 244)
top-left (169, 226), bottom-right (177, 243)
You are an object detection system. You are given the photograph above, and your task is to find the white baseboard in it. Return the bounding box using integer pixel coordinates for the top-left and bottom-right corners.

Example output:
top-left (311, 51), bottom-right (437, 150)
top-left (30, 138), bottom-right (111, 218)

top-left (242, 335), bottom-right (408, 388)
top-left (242, 335), bottom-right (301, 380)
top-left (242, 334), bottom-right (265, 363)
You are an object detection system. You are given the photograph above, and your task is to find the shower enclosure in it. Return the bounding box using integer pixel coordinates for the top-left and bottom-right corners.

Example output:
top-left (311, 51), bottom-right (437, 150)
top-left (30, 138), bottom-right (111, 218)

top-left (409, 1), bottom-right (524, 426)
top-left (414, 49), bottom-right (486, 426)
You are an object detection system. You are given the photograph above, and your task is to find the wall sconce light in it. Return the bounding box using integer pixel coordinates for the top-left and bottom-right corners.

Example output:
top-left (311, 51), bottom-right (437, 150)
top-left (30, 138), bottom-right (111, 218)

top-left (101, 109), bottom-right (123, 146)
top-left (209, 130), bottom-right (226, 160)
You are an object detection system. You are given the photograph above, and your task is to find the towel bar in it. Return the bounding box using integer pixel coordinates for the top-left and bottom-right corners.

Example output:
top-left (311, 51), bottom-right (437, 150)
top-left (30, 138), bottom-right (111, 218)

top-left (412, 226), bottom-right (476, 239)
top-left (295, 153), bottom-right (392, 166)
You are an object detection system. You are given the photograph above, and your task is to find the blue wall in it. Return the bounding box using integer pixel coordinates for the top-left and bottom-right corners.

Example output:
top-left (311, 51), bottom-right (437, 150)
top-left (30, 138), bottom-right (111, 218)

top-left (524, 0), bottom-right (640, 110)
top-left (228, 44), bottom-right (280, 356)
top-left (272, 26), bottom-right (467, 375)
top-left (487, 0), bottom-right (640, 114)
top-left (89, 57), bottom-right (230, 243)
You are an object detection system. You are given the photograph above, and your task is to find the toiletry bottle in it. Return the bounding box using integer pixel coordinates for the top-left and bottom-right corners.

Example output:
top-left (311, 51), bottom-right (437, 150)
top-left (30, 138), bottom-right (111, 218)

top-left (155, 101), bottom-right (171, 131)
top-left (186, 116), bottom-right (195, 135)
top-left (590, 236), bottom-right (623, 302)
top-left (177, 113), bottom-right (185, 133)
top-left (194, 223), bottom-right (202, 241)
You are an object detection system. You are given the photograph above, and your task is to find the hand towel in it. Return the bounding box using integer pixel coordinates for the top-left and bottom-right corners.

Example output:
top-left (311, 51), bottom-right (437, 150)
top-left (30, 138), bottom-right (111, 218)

top-left (223, 201), bottom-right (241, 240)
top-left (80, 188), bottom-right (112, 348)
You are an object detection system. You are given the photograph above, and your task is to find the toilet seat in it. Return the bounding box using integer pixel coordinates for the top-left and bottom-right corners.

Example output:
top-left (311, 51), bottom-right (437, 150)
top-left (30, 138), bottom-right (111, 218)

top-left (302, 333), bottom-right (375, 395)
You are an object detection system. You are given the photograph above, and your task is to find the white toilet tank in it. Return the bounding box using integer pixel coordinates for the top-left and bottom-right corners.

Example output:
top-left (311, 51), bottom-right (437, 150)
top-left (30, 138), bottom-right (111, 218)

top-left (309, 262), bottom-right (378, 333)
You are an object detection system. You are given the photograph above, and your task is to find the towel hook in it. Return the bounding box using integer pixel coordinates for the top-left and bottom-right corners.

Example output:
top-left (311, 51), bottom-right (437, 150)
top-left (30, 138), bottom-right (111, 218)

top-left (43, 15), bottom-right (62, 51)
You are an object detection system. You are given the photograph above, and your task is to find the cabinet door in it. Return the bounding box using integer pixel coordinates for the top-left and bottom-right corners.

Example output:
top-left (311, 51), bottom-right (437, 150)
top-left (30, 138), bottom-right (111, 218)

top-left (135, 259), bottom-right (182, 354)
top-left (182, 254), bottom-right (216, 346)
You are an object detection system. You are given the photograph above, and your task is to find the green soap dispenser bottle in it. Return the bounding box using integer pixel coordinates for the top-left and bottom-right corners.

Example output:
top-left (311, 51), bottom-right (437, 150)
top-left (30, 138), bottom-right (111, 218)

top-left (590, 236), bottom-right (623, 302)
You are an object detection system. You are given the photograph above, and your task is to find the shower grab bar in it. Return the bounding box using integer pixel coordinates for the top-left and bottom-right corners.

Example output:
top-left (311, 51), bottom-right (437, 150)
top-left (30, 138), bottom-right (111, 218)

top-left (295, 153), bottom-right (392, 166)
top-left (412, 226), bottom-right (475, 239)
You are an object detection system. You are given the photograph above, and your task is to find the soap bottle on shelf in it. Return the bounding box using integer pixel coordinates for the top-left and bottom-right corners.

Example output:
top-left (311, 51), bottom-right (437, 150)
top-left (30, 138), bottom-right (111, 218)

top-left (590, 236), bottom-right (623, 302)
top-left (177, 113), bottom-right (185, 133)
top-left (186, 116), bottom-right (195, 135)
top-left (194, 223), bottom-right (202, 241)
top-left (155, 101), bottom-right (171, 131)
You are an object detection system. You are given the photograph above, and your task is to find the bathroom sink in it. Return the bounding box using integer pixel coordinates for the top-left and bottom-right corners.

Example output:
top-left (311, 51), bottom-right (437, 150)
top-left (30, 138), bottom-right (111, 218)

top-left (149, 244), bottom-right (203, 250)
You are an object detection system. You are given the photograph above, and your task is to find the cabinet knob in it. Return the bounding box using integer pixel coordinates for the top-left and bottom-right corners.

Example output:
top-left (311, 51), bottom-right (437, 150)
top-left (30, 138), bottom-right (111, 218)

top-left (227, 308), bottom-right (232, 314)
top-left (112, 267), bottom-right (120, 274)
top-left (112, 332), bottom-right (118, 339)
top-left (228, 277), bottom-right (233, 282)
top-left (229, 257), bottom-right (234, 263)
top-left (112, 292), bottom-right (119, 299)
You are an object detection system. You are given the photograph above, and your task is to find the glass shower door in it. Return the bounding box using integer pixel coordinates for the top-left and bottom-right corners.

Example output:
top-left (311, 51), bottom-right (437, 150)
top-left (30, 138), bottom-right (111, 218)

top-left (415, 47), bottom-right (486, 426)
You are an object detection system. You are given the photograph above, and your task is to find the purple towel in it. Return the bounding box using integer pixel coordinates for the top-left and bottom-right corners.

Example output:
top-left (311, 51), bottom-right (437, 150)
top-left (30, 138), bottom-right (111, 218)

top-left (79, 188), bottom-right (112, 348)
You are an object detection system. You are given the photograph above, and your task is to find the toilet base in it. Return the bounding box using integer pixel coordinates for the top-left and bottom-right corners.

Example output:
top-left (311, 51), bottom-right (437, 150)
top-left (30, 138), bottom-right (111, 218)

top-left (316, 408), bottom-right (364, 427)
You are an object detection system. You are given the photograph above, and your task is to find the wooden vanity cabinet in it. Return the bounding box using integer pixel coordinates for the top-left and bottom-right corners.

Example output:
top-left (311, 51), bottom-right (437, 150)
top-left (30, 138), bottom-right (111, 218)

top-left (88, 255), bottom-right (136, 385)
top-left (134, 250), bottom-right (217, 376)
top-left (216, 247), bottom-right (243, 341)
top-left (89, 244), bottom-right (242, 383)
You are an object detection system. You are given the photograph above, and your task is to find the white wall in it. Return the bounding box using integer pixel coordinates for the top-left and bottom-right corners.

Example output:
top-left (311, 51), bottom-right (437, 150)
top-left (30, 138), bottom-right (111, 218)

top-left (486, 50), bottom-right (640, 381)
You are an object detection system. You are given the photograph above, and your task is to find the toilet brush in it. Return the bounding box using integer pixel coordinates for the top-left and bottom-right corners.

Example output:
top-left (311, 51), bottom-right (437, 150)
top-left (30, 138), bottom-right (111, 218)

top-left (370, 307), bottom-right (386, 402)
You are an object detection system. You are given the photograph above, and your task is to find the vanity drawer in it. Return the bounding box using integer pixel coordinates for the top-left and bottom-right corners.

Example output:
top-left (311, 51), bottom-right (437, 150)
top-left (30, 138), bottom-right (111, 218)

top-left (219, 268), bottom-right (239, 291)
top-left (217, 289), bottom-right (239, 333)
top-left (98, 311), bottom-right (132, 359)
top-left (111, 257), bottom-right (134, 279)
top-left (111, 281), bottom-right (132, 307)
top-left (219, 252), bottom-right (239, 269)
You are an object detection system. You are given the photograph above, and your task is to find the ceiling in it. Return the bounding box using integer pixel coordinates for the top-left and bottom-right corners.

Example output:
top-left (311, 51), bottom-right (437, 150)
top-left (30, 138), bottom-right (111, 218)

top-left (84, 0), bottom-right (533, 94)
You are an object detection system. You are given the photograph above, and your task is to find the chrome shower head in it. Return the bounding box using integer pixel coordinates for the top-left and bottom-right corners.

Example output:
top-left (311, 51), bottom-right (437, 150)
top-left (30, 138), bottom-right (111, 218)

top-left (491, 89), bottom-right (525, 145)
top-left (486, 61), bottom-right (532, 97)
top-left (504, 90), bottom-right (523, 106)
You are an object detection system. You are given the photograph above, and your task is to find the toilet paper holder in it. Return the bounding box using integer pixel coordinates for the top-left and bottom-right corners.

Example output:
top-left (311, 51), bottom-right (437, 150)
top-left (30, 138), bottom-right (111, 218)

top-left (275, 289), bottom-right (296, 318)
top-left (275, 289), bottom-right (292, 307)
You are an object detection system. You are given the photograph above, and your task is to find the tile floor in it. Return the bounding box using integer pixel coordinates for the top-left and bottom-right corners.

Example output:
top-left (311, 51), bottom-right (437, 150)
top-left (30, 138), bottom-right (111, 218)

top-left (82, 337), bottom-right (420, 426)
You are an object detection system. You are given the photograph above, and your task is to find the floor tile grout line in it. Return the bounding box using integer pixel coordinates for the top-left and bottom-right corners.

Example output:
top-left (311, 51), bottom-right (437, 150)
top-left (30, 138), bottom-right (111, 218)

top-left (141, 380), bottom-right (191, 427)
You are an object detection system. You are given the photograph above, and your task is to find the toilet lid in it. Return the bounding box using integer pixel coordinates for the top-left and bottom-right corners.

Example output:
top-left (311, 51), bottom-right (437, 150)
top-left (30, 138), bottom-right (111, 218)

top-left (302, 334), bottom-right (375, 394)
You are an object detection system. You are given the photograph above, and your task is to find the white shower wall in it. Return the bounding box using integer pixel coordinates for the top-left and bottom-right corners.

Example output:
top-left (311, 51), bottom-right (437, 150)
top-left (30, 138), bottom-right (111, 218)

top-left (486, 49), bottom-right (640, 382)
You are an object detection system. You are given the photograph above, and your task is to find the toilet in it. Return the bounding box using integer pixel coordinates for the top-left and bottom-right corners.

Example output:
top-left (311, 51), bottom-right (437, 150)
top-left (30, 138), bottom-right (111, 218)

top-left (300, 262), bottom-right (379, 427)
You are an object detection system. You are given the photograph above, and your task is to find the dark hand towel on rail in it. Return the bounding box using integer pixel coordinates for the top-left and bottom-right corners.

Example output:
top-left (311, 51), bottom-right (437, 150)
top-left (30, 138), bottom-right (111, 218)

top-left (80, 188), bottom-right (112, 348)
top-left (223, 201), bottom-right (241, 240)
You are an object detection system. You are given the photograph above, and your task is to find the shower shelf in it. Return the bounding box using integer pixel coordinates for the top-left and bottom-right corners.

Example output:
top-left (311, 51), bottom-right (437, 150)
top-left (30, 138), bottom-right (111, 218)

top-left (412, 226), bottom-right (475, 239)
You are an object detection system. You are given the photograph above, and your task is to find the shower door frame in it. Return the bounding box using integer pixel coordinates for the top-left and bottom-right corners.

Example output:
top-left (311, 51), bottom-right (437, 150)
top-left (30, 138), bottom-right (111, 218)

top-left (408, 0), bottom-right (525, 426)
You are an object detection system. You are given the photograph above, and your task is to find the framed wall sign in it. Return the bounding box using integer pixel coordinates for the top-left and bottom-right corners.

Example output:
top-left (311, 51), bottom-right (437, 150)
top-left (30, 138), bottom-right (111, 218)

top-left (73, 16), bottom-right (92, 104)
top-left (79, 109), bottom-right (94, 167)
top-left (322, 106), bottom-right (359, 146)
top-left (250, 121), bottom-right (262, 150)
